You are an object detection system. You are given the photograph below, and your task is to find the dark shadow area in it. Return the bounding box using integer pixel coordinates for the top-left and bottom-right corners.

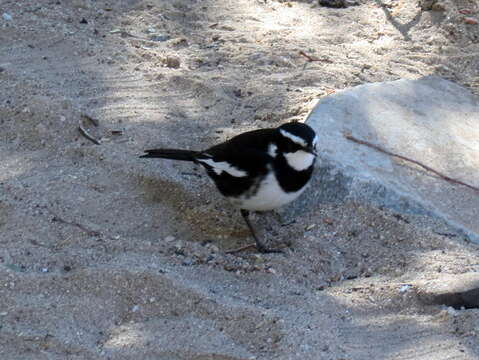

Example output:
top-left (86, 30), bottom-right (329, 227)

top-left (375, 0), bottom-right (424, 41)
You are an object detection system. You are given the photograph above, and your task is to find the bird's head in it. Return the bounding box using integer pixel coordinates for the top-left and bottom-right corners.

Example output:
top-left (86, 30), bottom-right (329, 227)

top-left (271, 122), bottom-right (318, 171)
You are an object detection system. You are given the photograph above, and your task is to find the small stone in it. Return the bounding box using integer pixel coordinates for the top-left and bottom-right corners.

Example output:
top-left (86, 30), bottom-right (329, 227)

top-left (224, 264), bottom-right (236, 272)
top-left (464, 17), bottom-right (478, 25)
top-left (164, 235), bottom-right (175, 242)
top-left (323, 218), bottom-right (334, 225)
top-left (80, 18), bottom-right (88, 24)
top-left (266, 267), bottom-right (277, 274)
top-left (132, 305), bottom-right (140, 312)
top-left (165, 56), bottom-right (181, 69)
top-left (150, 34), bottom-right (170, 42)
top-left (447, 306), bottom-right (458, 316)
top-left (219, 25), bottom-right (235, 31)
top-left (206, 243), bottom-right (219, 252)
top-left (182, 259), bottom-right (193, 266)
top-left (459, 8), bottom-right (474, 15)
top-left (174, 246), bottom-right (185, 256)
top-left (431, 2), bottom-right (446, 11)
top-left (252, 255), bottom-right (265, 265)
top-left (2, 13), bottom-right (13, 21)
top-left (419, 0), bottom-right (436, 10)
top-left (172, 38), bottom-right (188, 46)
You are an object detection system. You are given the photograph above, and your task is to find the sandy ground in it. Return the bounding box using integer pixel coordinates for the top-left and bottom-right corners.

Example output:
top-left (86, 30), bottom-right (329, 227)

top-left (1, 0), bottom-right (479, 359)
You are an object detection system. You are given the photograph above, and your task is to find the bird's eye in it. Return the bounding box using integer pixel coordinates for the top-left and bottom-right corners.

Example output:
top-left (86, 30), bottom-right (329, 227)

top-left (284, 141), bottom-right (296, 152)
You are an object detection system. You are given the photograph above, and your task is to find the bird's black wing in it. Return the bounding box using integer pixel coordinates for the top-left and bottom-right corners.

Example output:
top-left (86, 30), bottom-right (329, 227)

top-left (208, 128), bottom-right (274, 152)
top-left (195, 128), bottom-right (276, 197)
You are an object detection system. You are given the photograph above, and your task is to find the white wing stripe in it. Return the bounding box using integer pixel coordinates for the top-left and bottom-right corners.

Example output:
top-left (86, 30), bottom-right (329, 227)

top-left (198, 158), bottom-right (248, 177)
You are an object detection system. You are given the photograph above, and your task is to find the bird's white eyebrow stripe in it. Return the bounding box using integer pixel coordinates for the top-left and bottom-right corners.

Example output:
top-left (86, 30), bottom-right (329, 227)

top-left (279, 129), bottom-right (307, 147)
top-left (197, 158), bottom-right (248, 177)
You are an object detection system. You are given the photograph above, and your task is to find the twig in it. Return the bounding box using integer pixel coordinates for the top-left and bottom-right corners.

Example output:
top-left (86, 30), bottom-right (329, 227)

top-left (343, 133), bottom-right (479, 193)
top-left (299, 50), bottom-right (332, 63)
top-left (78, 113), bottom-right (101, 145)
top-left (225, 243), bottom-right (257, 254)
top-left (225, 243), bottom-right (288, 254)
top-left (78, 124), bottom-right (101, 145)
top-left (280, 220), bottom-right (296, 227)
top-left (45, 208), bottom-right (101, 236)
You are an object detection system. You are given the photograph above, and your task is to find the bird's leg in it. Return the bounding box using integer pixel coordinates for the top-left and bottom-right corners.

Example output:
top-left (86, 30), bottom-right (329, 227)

top-left (240, 209), bottom-right (283, 253)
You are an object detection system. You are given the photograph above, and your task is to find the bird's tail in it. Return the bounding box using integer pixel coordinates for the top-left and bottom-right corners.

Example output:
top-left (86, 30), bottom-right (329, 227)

top-left (140, 149), bottom-right (198, 161)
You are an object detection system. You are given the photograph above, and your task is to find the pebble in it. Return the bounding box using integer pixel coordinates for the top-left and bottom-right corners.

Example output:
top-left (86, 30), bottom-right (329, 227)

top-left (206, 244), bottom-right (219, 252)
top-left (165, 56), bottom-right (181, 69)
top-left (182, 259), bottom-right (193, 266)
top-left (252, 254), bottom-right (265, 265)
top-left (266, 267), bottom-right (277, 275)
top-left (219, 25), bottom-right (235, 31)
top-left (164, 235), bottom-right (175, 242)
top-left (464, 17), bottom-right (478, 24)
top-left (431, 2), bottom-right (445, 11)
top-left (2, 13), bottom-right (13, 21)
top-left (447, 306), bottom-right (458, 316)
top-left (132, 305), bottom-right (140, 312)
top-left (150, 34), bottom-right (170, 42)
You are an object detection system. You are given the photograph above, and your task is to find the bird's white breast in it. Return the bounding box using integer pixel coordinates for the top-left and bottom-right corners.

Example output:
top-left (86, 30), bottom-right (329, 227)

top-left (230, 170), bottom-right (307, 211)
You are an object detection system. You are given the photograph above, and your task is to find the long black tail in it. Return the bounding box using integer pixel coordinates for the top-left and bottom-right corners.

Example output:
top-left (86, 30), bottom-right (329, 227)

top-left (140, 148), bottom-right (198, 161)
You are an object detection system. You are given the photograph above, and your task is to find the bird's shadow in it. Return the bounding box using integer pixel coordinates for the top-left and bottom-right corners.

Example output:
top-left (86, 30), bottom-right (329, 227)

top-left (135, 171), bottom-right (257, 249)
top-left (374, 0), bottom-right (423, 41)
top-left (135, 170), bottom-right (303, 252)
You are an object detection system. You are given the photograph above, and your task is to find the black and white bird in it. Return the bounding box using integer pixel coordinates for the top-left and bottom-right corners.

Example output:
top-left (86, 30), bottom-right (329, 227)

top-left (141, 121), bottom-right (317, 253)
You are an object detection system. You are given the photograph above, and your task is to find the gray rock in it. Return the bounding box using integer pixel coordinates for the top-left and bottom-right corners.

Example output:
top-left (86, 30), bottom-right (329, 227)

top-left (415, 273), bottom-right (479, 309)
top-left (306, 76), bottom-right (479, 241)
top-left (165, 55), bottom-right (181, 69)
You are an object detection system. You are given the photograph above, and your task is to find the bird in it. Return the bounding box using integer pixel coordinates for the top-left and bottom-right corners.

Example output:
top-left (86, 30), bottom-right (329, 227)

top-left (140, 121), bottom-right (318, 253)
